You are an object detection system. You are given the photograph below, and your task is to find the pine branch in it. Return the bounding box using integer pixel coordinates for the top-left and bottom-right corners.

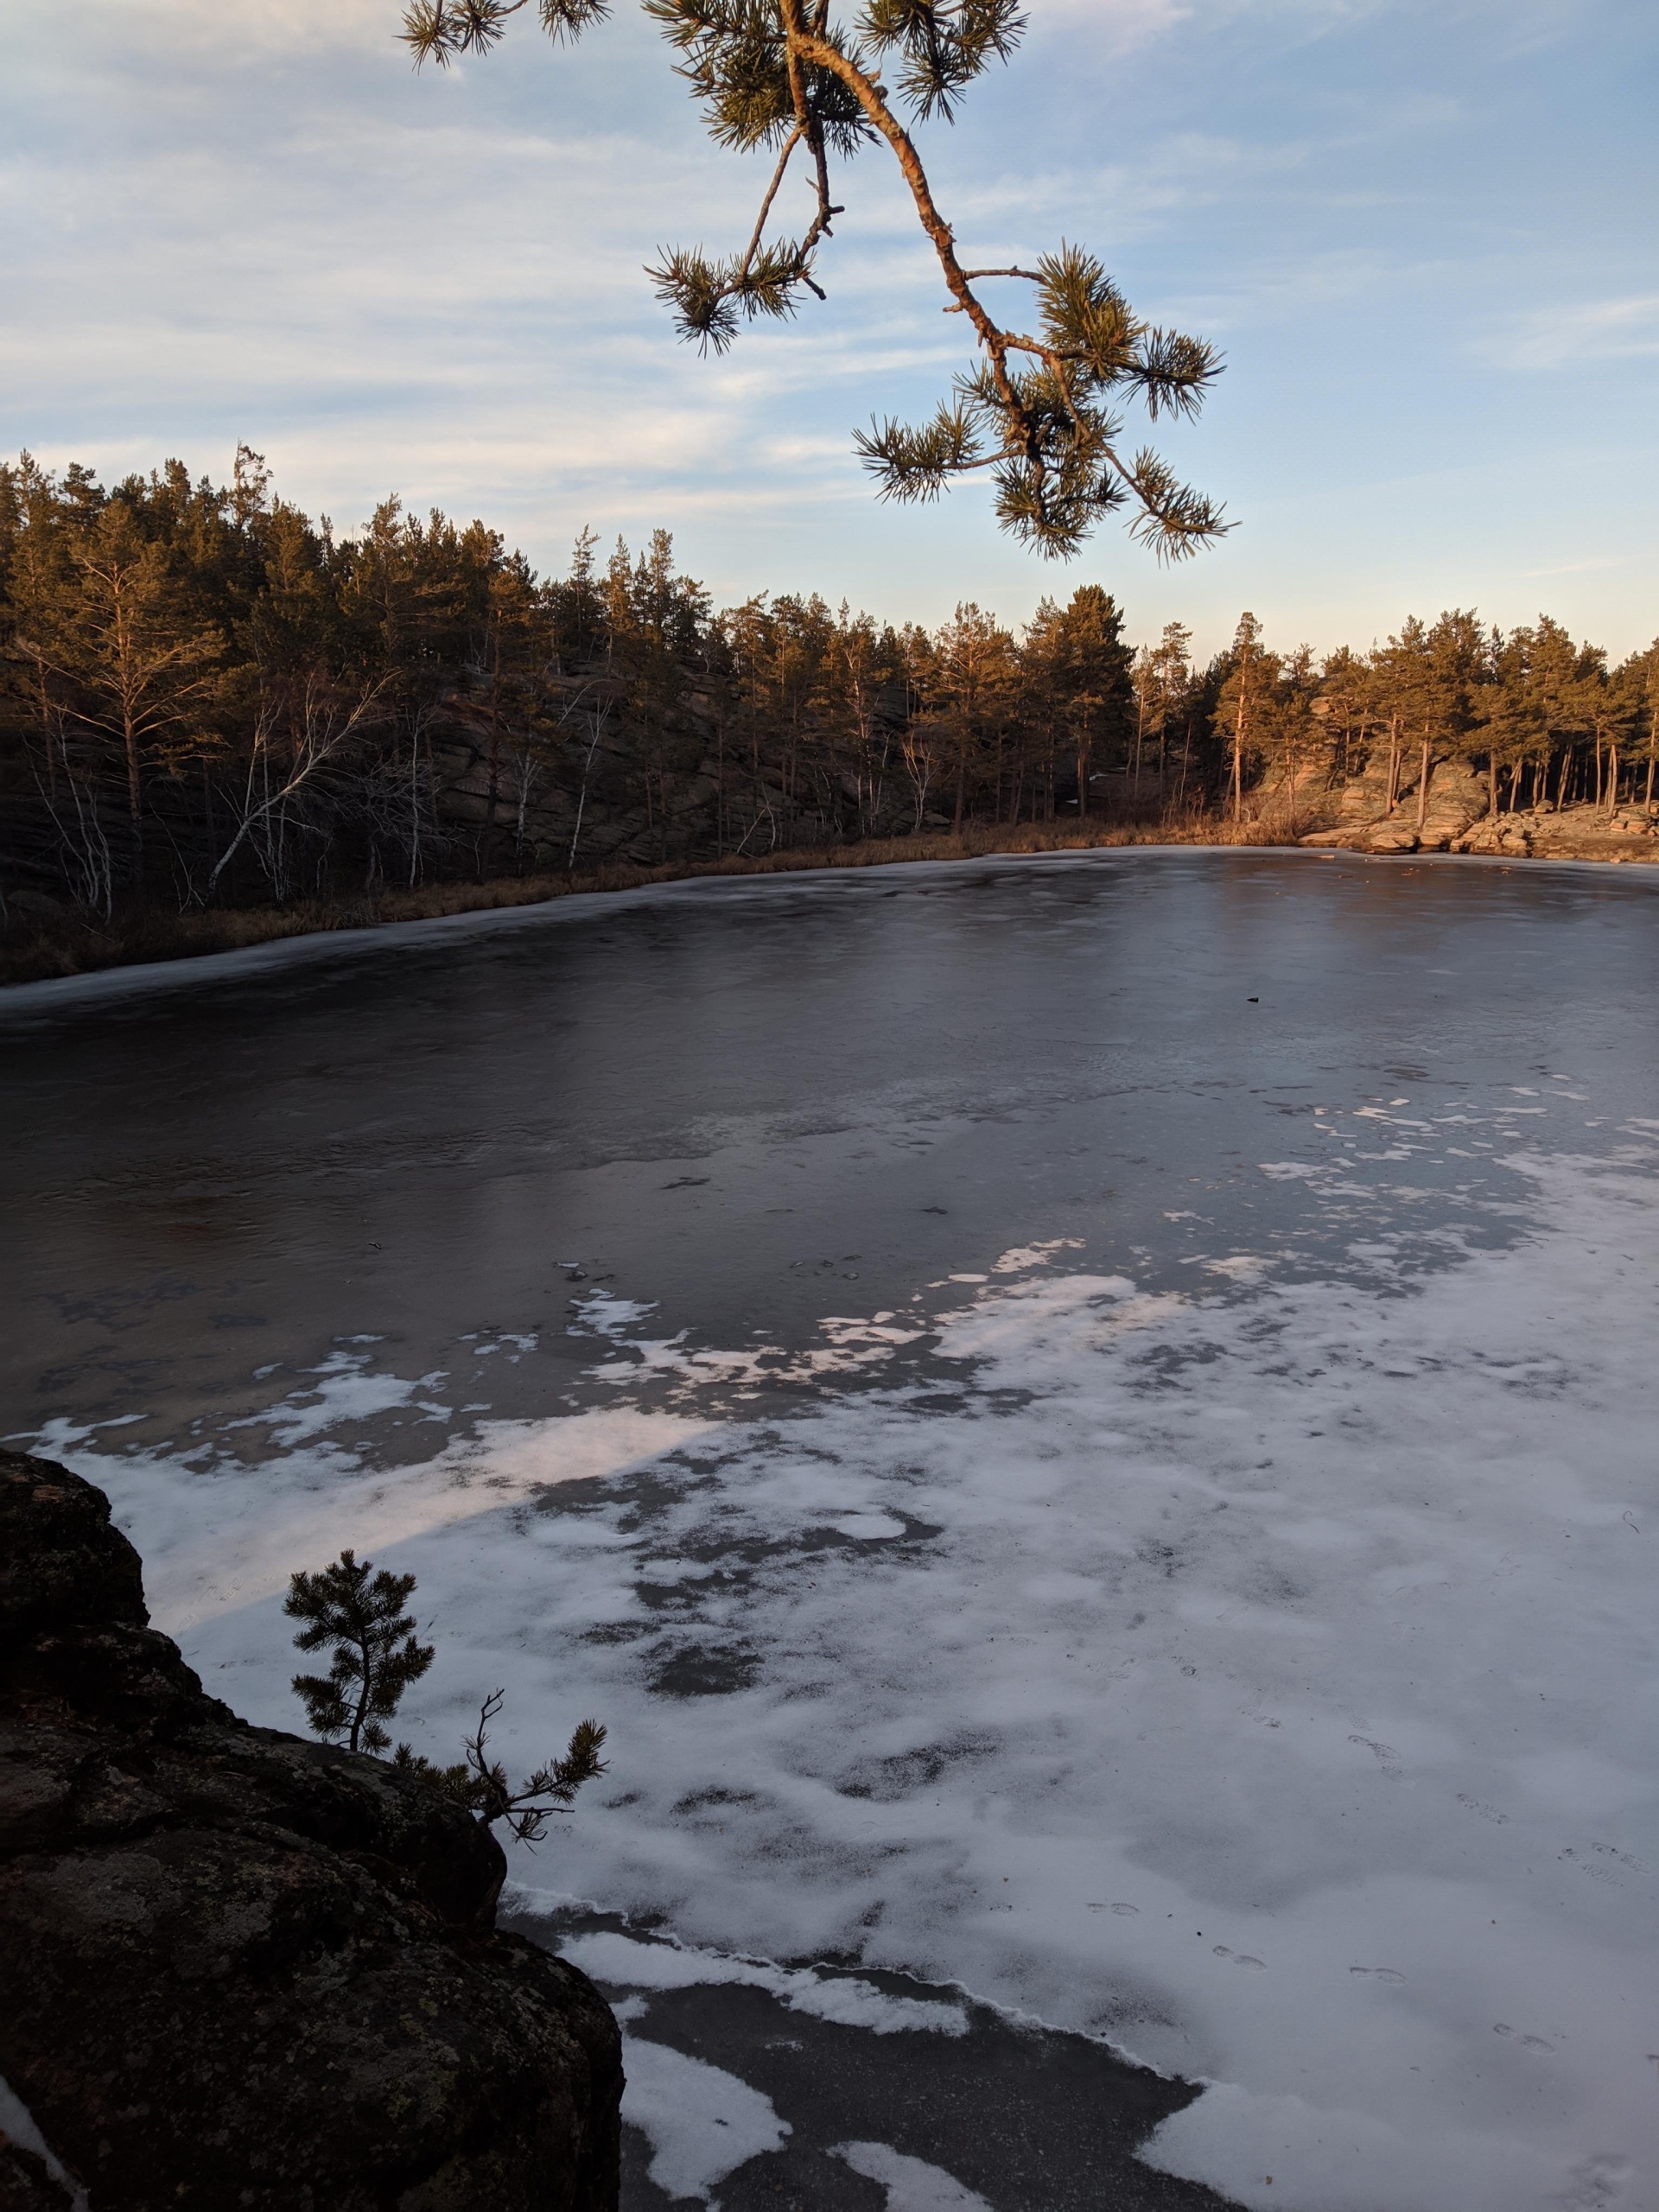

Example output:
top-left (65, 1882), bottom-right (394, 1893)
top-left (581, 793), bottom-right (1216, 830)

top-left (853, 399), bottom-right (985, 500)
top-left (436, 1690), bottom-right (610, 1843)
top-left (394, 0), bottom-right (1229, 559)
top-left (401, 0), bottom-right (607, 65)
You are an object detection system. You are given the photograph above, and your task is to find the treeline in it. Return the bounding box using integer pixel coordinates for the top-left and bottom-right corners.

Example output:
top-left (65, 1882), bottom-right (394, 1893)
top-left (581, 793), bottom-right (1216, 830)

top-left (1210, 608), bottom-right (1658, 829)
top-left (1, 449), bottom-right (1655, 925)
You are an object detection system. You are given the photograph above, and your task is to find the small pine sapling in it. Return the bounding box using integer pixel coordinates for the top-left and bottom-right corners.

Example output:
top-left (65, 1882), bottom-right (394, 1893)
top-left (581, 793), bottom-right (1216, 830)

top-left (287, 1552), bottom-right (607, 1832)
top-left (284, 1548), bottom-right (435, 1753)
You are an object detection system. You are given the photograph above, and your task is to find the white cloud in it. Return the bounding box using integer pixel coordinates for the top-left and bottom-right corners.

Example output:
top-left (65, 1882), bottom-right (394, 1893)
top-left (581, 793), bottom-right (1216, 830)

top-left (1508, 293), bottom-right (1659, 370)
top-left (1, 0), bottom-right (1652, 645)
top-left (75, 0), bottom-right (391, 62)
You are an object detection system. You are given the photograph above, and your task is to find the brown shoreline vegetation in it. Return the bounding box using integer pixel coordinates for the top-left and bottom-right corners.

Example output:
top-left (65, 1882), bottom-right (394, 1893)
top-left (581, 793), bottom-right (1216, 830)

top-left (0, 817), bottom-right (1262, 986)
top-left (6, 806), bottom-right (1654, 990)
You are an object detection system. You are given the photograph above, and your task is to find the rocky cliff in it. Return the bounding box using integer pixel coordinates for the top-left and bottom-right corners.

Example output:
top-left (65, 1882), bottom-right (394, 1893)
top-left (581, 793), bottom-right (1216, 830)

top-left (0, 1450), bottom-right (622, 2212)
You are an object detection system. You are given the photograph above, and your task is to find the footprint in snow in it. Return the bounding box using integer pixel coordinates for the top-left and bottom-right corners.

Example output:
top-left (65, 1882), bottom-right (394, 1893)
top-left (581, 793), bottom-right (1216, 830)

top-left (1458, 1793), bottom-right (1508, 1824)
top-left (1349, 1734), bottom-right (1400, 1773)
top-left (1350, 1967), bottom-right (1406, 1984)
top-left (1212, 1948), bottom-right (1266, 1967)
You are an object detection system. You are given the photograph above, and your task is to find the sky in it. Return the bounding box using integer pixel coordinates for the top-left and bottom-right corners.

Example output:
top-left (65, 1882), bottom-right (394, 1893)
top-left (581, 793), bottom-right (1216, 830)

top-left (1, 0), bottom-right (1654, 658)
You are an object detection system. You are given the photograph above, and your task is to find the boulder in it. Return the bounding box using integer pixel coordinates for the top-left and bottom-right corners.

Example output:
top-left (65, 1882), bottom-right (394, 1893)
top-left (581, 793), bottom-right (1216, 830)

top-left (0, 1450), bottom-right (621, 2212)
top-left (1453, 818), bottom-right (1533, 856)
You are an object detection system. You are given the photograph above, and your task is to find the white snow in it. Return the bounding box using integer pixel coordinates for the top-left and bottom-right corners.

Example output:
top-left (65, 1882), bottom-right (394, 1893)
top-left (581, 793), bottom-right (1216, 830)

top-left (30, 1395), bottom-right (714, 1635)
top-left (832, 2139), bottom-right (993, 2209)
top-left (0, 2072), bottom-right (87, 2209)
top-left (617, 2036), bottom-right (789, 2201)
top-left (32, 1092), bottom-right (1659, 2212)
top-left (549, 1926), bottom-right (967, 2036)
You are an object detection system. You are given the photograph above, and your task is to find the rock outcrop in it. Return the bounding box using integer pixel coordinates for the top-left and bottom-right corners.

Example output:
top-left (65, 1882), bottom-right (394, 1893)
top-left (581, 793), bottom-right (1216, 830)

top-left (1299, 756), bottom-right (1489, 854)
top-left (0, 1450), bottom-right (622, 2212)
top-left (1449, 803), bottom-right (1659, 861)
top-left (1299, 754), bottom-right (1659, 862)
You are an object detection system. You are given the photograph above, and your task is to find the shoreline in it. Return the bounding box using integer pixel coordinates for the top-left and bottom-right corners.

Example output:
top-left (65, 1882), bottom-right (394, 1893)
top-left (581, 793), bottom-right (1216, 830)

top-left (0, 820), bottom-right (1271, 993)
top-left (3, 821), bottom-right (1655, 1006)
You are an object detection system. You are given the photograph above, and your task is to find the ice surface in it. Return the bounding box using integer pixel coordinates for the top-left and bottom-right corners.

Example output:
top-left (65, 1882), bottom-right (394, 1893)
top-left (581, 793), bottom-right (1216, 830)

top-left (36, 1104), bottom-right (1659, 2211)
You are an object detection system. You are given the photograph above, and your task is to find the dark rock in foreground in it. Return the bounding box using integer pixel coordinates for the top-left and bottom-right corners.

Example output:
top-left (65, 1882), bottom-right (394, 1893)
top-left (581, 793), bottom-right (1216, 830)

top-left (0, 1448), bottom-right (622, 2212)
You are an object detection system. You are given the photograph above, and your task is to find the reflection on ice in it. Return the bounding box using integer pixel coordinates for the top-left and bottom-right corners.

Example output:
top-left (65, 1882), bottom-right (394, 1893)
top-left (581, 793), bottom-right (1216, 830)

top-left (33, 1394), bottom-right (714, 1632)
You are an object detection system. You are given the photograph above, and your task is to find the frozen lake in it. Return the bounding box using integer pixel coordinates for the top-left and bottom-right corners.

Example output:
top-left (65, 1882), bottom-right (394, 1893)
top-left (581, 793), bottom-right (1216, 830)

top-left (5, 849), bottom-right (1658, 2211)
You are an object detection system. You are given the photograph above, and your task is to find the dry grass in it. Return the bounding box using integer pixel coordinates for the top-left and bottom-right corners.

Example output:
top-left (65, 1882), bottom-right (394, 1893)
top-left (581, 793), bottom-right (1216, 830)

top-left (0, 814), bottom-right (1292, 987)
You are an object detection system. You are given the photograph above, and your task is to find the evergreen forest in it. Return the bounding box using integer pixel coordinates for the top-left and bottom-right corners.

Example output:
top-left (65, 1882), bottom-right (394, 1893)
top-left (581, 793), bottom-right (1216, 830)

top-left (2, 450), bottom-right (1656, 963)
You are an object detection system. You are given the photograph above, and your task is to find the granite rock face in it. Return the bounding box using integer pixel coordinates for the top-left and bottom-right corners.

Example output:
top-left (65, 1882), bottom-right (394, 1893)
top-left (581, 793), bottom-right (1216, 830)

top-left (1299, 757), bottom-right (1489, 854)
top-left (0, 1449), bottom-right (622, 2212)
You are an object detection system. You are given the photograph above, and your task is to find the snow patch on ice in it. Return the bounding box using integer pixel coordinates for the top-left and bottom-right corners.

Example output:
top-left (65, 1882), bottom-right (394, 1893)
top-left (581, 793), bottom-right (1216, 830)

top-left (555, 1928), bottom-right (968, 2037)
top-left (619, 2036), bottom-right (788, 2200)
top-left (832, 1511), bottom-right (907, 1541)
top-left (35, 1401), bottom-right (711, 1633)
top-left (832, 2139), bottom-right (992, 2209)
top-left (571, 1292), bottom-right (659, 1338)
top-left (37, 1168), bottom-right (1659, 2212)
top-left (990, 1238), bottom-right (1084, 1274)
top-left (1142, 2081), bottom-right (1561, 2212)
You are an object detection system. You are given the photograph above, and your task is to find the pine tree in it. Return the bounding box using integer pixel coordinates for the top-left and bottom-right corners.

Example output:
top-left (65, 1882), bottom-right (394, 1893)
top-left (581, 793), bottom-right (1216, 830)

top-left (1476, 627), bottom-right (1549, 816)
top-left (1213, 612), bottom-right (1269, 824)
top-left (286, 1550), bottom-right (607, 1837)
top-left (397, 0), bottom-right (1229, 560)
top-left (1580, 647), bottom-right (1637, 818)
top-left (284, 1549), bottom-right (435, 1753)
top-left (1526, 616), bottom-right (1592, 810)
top-left (1612, 640), bottom-right (1659, 811)
top-left (931, 601), bottom-right (1016, 830)
top-left (41, 501), bottom-right (226, 844)
top-left (1370, 611), bottom-right (1483, 830)
top-left (1314, 645), bottom-right (1371, 786)
top-left (1259, 645), bottom-right (1319, 831)
top-left (1041, 585), bottom-right (1132, 817)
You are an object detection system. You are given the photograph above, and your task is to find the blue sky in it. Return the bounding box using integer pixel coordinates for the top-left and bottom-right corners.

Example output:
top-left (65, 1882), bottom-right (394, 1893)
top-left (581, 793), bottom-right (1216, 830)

top-left (2, 0), bottom-right (1654, 658)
